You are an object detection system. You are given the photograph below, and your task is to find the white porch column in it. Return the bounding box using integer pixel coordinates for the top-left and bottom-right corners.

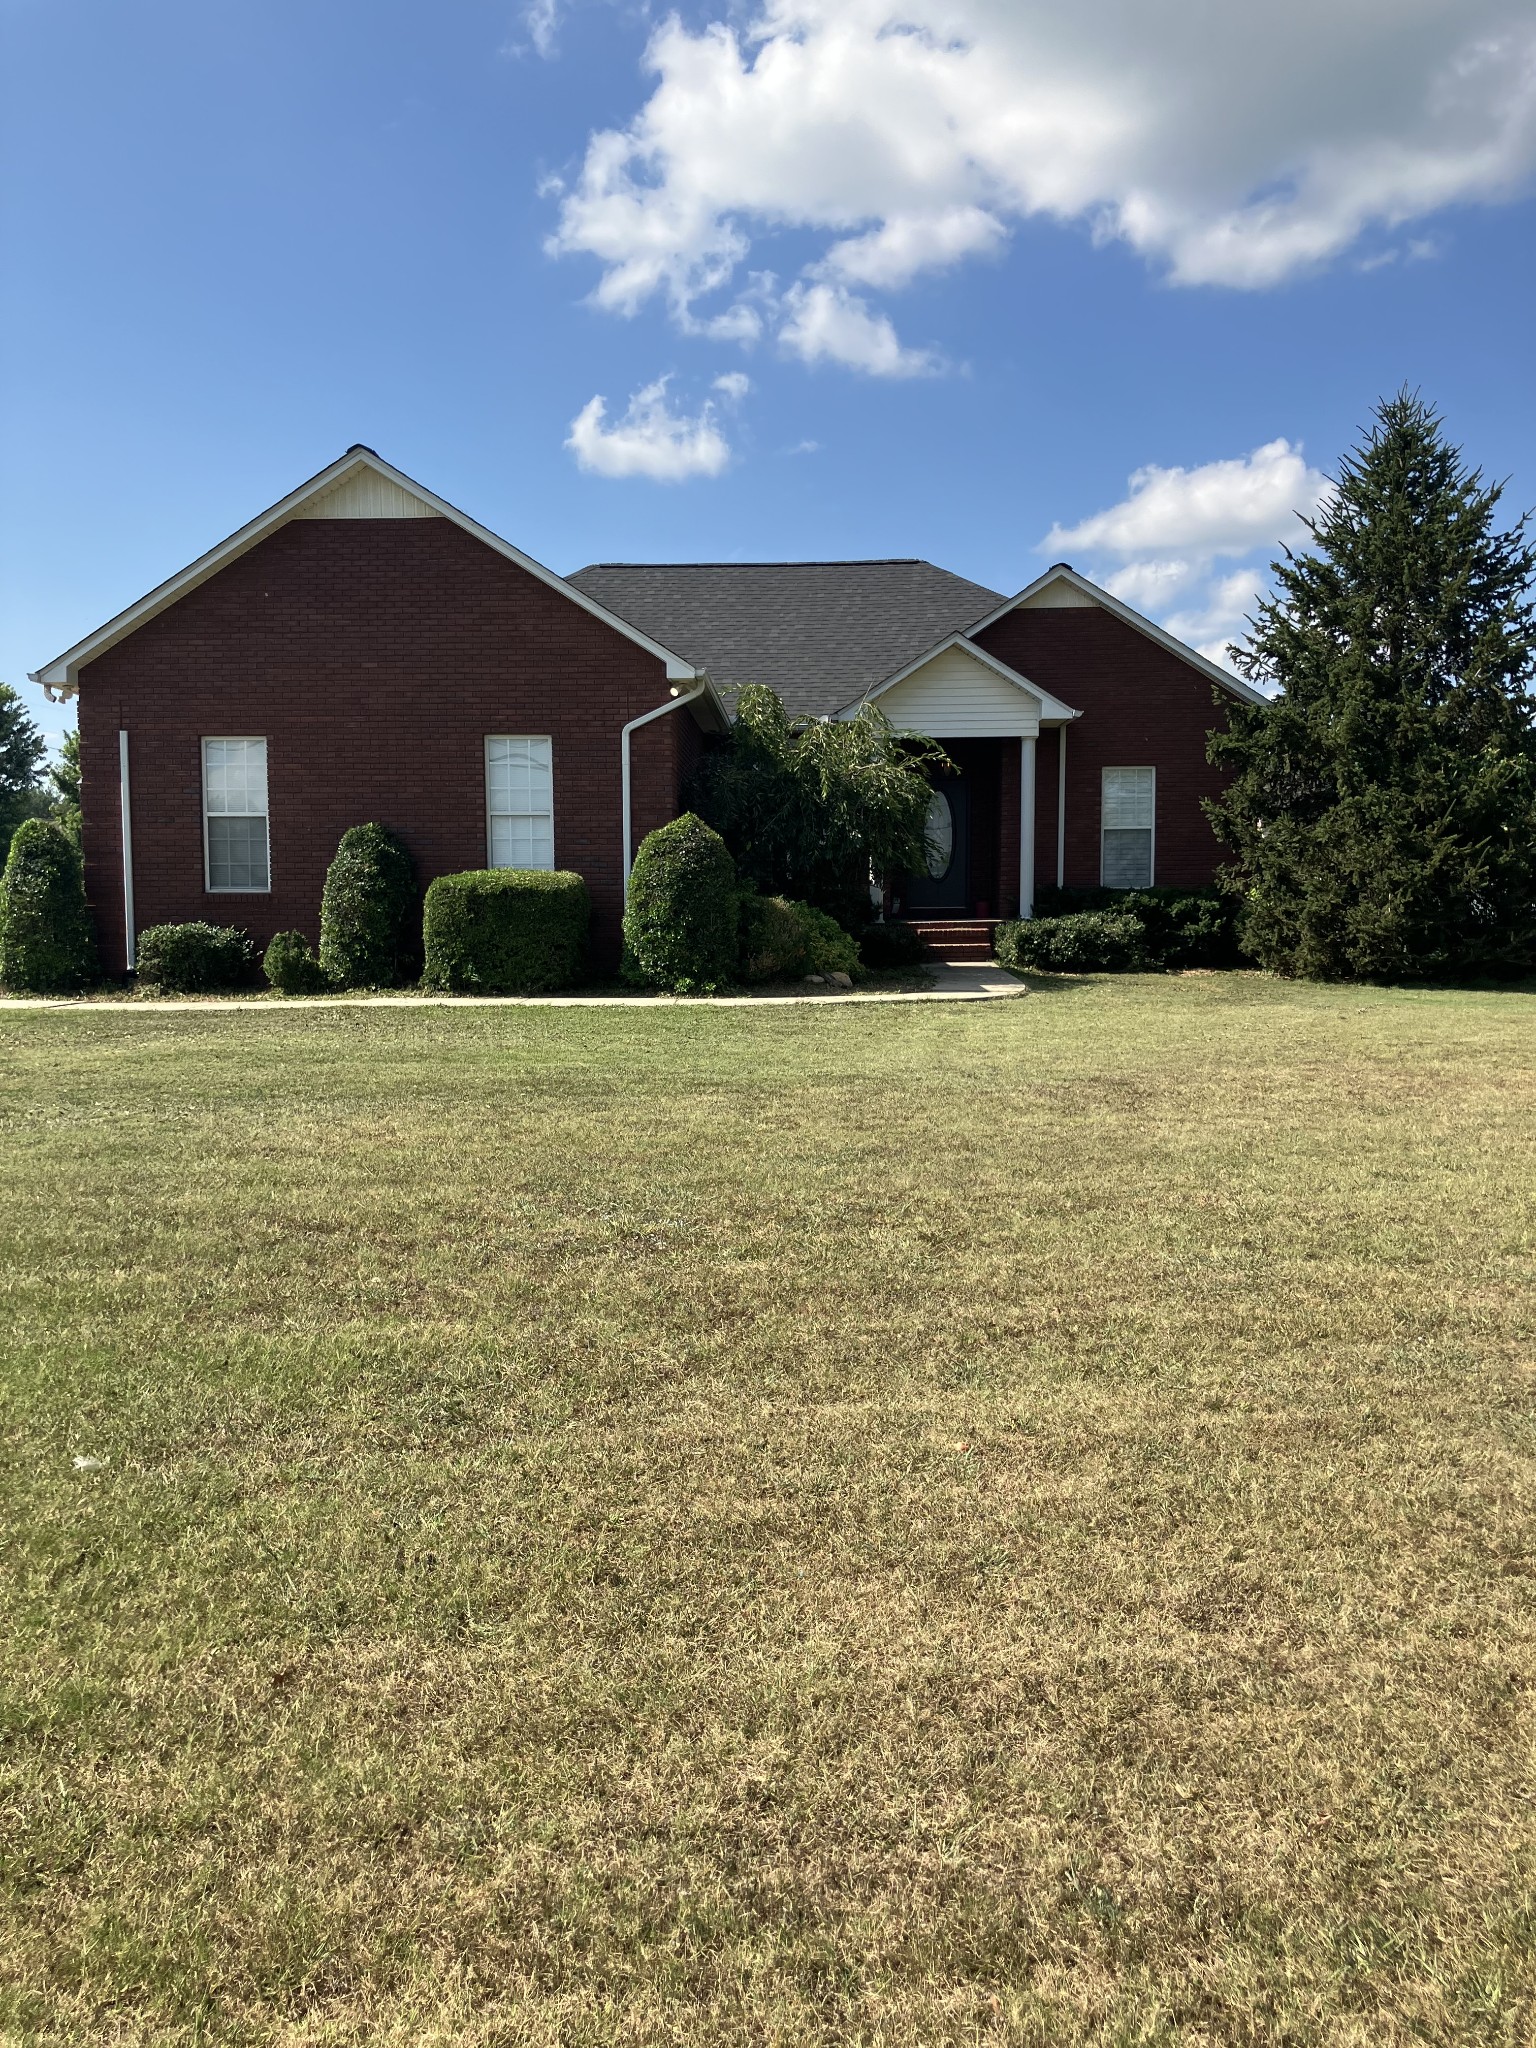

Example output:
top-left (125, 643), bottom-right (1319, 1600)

top-left (1056, 724), bottom-right (1067, 889)
top-left (1019, 734), bottom-right (1037, 919)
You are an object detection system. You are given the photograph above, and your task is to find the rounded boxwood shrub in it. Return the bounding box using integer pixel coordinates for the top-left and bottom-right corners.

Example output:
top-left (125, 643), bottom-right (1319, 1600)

top-left (263, 930), bottom-right (330, 995)
top-left (858, 918), bottom-right (930, 971)
top-left (995, 910), bottom-right (1148, 974)
top-left (739, 894), bottom-right (861, 982)
top-left (422, 869), bottom-right (590, 993)
top-left (319, 823), bottom-right (418, 988)
top-left (0, 818), bottom-right (96, 993)
top-left (135, 921), bottom-right (255, 993)
top-left (623, 813), bottom-right (738, 993)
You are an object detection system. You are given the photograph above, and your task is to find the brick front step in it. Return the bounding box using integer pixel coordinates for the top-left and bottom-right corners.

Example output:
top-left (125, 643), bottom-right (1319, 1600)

top-left (906, 917), bottom-right (999, 962)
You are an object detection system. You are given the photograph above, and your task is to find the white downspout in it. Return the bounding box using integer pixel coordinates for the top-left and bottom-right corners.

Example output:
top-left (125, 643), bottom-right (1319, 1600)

top-left (620, 682), bottom-right (708, 900)
top-left (1056, 723), bottom-right (1067, 890)
top-left (1019, 734), bottom-right (1037, 920)
top-left (118, 729), bottom-right (136, 972)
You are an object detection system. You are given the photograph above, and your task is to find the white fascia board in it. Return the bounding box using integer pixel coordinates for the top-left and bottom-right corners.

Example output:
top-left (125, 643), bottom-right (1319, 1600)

top-left (834, 631), bottom-right (1081, 724)
top-left (690, 675), bottom-right (732, 732)
top-left (29, 449), bottom-right (703, 698)
top-left (965, 562), bottom-right (1269, 708)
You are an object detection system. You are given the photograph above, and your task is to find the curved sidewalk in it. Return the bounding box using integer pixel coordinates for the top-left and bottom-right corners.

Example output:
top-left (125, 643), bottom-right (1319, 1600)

top-left (0, 961), bottom-right (1024, 1013)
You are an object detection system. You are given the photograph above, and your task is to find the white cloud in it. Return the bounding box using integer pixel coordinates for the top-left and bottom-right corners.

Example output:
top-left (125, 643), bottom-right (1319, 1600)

top-left (506, 0), bottom-right (562, 59)
top-left (1047, 439), bottom-right (1330, 560)
top-left (778, 281), bottom-right (937, 376)
top-left (565, 376), bottom-right (733, 481)
top-left (1048, 438), bottom-right (1332, 672)
top-left (823, 206), bottom-right (1009, 289)
top-left (547, 0), bottom-right (1536, 368)
top-left (712, 371), bottom-right (751, 401)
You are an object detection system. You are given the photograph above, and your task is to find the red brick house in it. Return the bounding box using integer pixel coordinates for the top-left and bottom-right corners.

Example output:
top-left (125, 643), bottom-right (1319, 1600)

top-left (32, 447), bottom-right (1264, 973)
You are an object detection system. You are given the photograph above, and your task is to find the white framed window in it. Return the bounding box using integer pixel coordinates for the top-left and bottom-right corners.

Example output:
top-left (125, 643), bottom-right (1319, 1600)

top-left (203, 738), bottom-right (270, 892)
top-left (485, 736), bottom-right (554, 870)
top-left (1101, 766), bottom-right (1155, 888)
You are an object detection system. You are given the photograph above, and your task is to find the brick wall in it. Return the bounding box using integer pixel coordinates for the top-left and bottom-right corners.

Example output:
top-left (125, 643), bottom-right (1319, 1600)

top-left (78, 519), bottom-right (702, 973)
top-left (975, 608), bottom-right (1236, 890)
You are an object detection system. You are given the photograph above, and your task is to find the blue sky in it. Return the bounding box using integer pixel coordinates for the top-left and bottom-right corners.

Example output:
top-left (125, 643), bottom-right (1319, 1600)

top-left (5, 0), bottom-right (1534, 746)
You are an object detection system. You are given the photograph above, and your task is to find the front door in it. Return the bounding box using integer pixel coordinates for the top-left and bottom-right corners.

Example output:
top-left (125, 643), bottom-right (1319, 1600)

top-left (902, 771), bottom-right (970, 911)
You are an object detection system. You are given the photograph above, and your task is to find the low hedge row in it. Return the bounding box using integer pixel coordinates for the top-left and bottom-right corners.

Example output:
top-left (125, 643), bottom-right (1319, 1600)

top-left (996, 886), bottom-right (1247, 975)
top-left (136, 922), bottom-right (256, 993)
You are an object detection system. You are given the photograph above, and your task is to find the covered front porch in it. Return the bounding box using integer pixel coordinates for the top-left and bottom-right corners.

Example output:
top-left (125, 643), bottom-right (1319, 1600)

top-left (847, 634), bottom-right (1078, 928)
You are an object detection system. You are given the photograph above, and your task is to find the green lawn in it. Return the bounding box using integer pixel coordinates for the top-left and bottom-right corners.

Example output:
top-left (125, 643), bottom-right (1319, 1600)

top-left (2, 975), bottom-right (1534, 2046)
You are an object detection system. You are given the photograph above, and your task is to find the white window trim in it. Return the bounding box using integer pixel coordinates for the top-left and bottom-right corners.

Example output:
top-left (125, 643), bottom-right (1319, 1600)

top-left (202, 736), bottom-right (271, 894)
top-left (1100, 765), bottom-right (1156, 889)
top-left (484, 735), bottom-right (555, 871)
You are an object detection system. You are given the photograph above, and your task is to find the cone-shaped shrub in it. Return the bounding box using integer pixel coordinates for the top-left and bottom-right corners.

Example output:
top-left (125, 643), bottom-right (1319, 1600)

top-left (623, 813), bottom-right (738, 992)
top-left (0, 818), bottom-right (96, 992)
top-left (319, 824), bottom-right (418, 987)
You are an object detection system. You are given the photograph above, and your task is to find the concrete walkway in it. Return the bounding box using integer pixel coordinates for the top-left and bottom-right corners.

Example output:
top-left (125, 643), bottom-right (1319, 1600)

top-left (0, 961), bottom-right (1024, 1014)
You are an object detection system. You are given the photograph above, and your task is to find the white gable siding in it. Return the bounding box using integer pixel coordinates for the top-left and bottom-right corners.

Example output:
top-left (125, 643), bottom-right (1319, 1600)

top-left (875, 644), bottom-right (1042, 736)
top-left (296, 469), bottom-right (440, 519)
top-left (1019, 575), bottom-right (1096, 609)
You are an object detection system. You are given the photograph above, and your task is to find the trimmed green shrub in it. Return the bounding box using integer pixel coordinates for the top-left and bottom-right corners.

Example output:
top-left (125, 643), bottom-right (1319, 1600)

top-left (0, 818), bottom-right (96, 993)
top-left (135, 921), bottom-right (255, 993)
top-left (422, 869), bottom-right (590, 993)
top-left (263, 930), bottom-right (330, 995)
top-left (623, 814), bottom-right (738, 992)
top-left (739, 893), bottom-right (861, 982)
top-left (794, 902), bottom-right (860, 978)
top-left (1032, 885), bottom-right (1244, 969)
top-left (319, 823), bottom-right (418, 988)
top-left (995, 910), bottom-right (1148, 974)
top-left (858, 918), bottom-right (930, 971)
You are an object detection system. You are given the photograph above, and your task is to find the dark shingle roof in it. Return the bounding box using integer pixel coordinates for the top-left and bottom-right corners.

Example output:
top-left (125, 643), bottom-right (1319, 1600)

top-left (566, 559), bottom-right (1005, 718)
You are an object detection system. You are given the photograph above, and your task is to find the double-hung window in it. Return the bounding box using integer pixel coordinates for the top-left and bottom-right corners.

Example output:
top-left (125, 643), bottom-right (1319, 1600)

top-left (485, 737), bottom-right (554, 870)
top-left (1101, 766), bottom-right (1155, 888)
top-left (203, 738), bottom-right (270, 892)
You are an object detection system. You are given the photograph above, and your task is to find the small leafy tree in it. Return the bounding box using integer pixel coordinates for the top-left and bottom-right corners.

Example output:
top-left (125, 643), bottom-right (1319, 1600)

top-left (319, 823), bottom-right (419, 987)
top-left (1209, 393), bottom-right (1536, 980)
top-left (623, 813), bottom-right (738, 992)
top-left (0, 818), bottom-right (96, 992)
top-left (690, 685), bottom-right (950, 930)
top-left (0, 683), bottom-right (48, 872)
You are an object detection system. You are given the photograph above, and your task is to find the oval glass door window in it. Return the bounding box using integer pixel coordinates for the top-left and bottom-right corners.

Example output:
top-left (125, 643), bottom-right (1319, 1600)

top-left (924, 790), bottom-right (954, 879)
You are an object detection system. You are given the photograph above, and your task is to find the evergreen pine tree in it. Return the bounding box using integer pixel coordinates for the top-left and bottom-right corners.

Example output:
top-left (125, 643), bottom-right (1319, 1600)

top-left (47, 728), bottom-right (82, 844)
top-left (0, 683), bottom-right (48, 871)
top-left (1209, 393), bottom-right (1536, 979)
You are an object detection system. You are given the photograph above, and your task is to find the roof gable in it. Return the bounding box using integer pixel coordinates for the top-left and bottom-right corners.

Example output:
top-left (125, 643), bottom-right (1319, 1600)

top-left (32, 448), bottom-right (706, 699)
top-left (968, 564), bottom-right (1268, 705)
top-left (844, 633), bottom-right (1079, 733)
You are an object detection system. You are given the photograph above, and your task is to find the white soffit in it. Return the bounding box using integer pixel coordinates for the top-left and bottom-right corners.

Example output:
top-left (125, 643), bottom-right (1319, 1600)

top-left (30, 447), bottom-right (704, 697)
top-left (295, 469), bottom-right (439, 519)
top-left (968, 562), bottom-right (1268, 706)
